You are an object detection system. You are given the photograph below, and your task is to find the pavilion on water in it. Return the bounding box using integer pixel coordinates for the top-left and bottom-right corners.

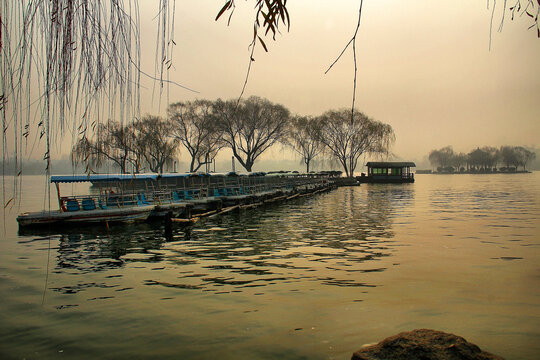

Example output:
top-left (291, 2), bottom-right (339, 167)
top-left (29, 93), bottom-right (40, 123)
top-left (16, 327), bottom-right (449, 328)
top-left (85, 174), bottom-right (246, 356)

top-left (357, 162), bottom-right (416, 183)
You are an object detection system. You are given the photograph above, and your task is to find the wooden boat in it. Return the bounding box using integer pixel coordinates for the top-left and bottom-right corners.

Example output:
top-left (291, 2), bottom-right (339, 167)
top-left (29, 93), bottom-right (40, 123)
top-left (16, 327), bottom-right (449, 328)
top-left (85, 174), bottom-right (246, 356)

top-left (17, 175), bottom-right (155, 228)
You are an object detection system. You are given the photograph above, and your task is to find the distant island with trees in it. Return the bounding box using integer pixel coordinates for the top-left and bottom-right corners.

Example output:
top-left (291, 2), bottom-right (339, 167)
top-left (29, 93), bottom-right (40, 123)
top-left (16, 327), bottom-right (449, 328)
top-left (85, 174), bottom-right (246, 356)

top-left (422, 145), bottom-right (536, 174)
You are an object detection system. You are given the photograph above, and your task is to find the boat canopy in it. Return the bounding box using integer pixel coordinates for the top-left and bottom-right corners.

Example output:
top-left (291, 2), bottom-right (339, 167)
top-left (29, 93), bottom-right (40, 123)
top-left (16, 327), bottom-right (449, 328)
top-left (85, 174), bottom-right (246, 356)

top-left (159, 172), bottom-right (201, 179)
top-left (50, 174), bottom-right (161, 183)
top-left (366, 162), bottom-right (416, 168)
top-left (50, 170), bottom-right (319, 184)
top-left (51, 172), bottom-right (236, 183)
top-left (204, 172), bottom-right (239, 177)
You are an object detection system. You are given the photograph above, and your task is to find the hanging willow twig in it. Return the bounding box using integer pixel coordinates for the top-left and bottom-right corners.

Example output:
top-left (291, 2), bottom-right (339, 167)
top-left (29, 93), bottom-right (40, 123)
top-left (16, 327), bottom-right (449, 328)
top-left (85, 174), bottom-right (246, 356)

top-left (1, 0), bottom-right (145, 207)
top-left (489, 0), bottom-right (540, 49)
top-left (216, 0), bottom-right (290, 104)
top-left (324, 0), bottom-right (364, 124)
top-left (0, 0), bottom-right (189, 212)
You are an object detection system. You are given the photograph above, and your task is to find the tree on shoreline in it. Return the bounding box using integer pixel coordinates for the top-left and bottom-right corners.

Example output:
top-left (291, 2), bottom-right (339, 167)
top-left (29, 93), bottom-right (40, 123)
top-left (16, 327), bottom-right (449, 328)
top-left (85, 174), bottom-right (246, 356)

top-left (72, 116), bottom-right (179, 174)
top-left (286, 116), bottom-right (324, 173)
top-left (169, 100), bottom-right (224, 173)
top-left (134, 115), bottom-right (179, 174)
top-left (500, 146), bottom-right (536, 171)
top-left (214, 96), bottom-right (290, 172)
top-left (72, 120), bottom-right (141, 174)
top-left (516, 147), bottom-right (536, 171)
top-left (428, 146), bottom-right (455, 171)
top-left (317, 109), bottom-right (394, 177)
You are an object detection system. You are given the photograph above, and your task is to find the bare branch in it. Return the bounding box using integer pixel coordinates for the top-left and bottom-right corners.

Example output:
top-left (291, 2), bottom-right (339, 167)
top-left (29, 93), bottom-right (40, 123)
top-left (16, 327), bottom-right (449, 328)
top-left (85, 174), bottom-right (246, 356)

top-left (324, 1), bottom-right (364, 121)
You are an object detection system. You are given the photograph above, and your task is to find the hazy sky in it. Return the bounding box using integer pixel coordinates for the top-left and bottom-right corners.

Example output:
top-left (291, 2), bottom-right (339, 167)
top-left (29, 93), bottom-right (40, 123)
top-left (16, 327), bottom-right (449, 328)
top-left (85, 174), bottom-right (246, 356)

top-left (134, 0), bottom-right (539, 167)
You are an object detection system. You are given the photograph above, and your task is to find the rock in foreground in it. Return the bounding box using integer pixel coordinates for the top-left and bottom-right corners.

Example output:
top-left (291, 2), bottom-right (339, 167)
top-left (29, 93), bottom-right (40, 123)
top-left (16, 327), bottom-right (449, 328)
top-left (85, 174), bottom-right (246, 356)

top-left (352, 329), bottom-right (503, 360)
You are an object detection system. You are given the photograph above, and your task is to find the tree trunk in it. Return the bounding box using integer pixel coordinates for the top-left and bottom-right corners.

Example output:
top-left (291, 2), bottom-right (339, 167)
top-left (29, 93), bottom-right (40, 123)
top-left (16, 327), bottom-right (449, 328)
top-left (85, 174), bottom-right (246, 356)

top-left (341, 160), bottom-right (350, 177)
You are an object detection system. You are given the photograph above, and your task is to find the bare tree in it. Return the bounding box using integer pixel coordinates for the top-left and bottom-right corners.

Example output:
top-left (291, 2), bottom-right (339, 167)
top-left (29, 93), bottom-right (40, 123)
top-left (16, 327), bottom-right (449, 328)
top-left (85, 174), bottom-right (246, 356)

top-left (72, 120), bottom-right (140, 174)
top-left (428, 146), bottom-right (455, 170)
top-left (133, 115), bottom-right (179, 173)
top-left (168, 100), bottom-right (223, 172)
top-left (318, 109), bottom-right (394, 177)
top-left (214, 96), bottom-right (290, 172)
top-left (452, 152), bottom-right (469, 172)
top-left (514, 146), bottom-right (536, 170)
top-left (286, 115), bottom-right (324, 173)
top-left (500, 146), bottom-right (521, 169)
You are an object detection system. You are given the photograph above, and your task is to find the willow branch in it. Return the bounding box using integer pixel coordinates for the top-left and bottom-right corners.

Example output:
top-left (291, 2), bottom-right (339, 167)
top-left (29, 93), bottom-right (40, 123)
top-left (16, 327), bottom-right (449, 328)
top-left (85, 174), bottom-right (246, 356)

top-left (325, 0), bottom-right (364, 121)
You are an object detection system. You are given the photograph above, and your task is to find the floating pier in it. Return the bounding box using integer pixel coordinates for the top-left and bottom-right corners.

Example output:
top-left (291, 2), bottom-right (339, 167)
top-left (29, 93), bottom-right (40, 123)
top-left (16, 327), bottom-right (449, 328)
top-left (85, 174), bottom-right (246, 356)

top-left (17, 171), bottom-right (341, 228)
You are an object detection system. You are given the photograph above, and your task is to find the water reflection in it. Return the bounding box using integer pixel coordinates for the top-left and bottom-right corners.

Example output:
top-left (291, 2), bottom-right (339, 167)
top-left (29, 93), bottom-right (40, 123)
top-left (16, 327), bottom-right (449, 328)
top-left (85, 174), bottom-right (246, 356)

top-left (6, 175), bottom-right (540, 359)
top-left (430, 184), bottom-right (537, 218)
top-left (18, 186), bottom-right (415, 296)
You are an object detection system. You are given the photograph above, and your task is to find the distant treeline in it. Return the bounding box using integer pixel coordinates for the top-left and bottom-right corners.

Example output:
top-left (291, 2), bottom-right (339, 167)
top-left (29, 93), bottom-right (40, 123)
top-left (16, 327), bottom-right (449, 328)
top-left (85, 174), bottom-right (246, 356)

top-left (428, 146), bottom-right (537, 173)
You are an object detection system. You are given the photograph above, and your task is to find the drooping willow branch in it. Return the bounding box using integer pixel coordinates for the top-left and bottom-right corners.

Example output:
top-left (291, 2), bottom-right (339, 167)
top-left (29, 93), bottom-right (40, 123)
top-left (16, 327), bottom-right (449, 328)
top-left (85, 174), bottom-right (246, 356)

top-left (216, 0), bottom-right (290, 104)
top-left (325, 0), bottom-right (364, 123)
top-left (489, 0), bottom-right (540, 49)
top-left (0, 0), bottom-right (185, 210)
top-left (153, 0), bottom-right (183, 112)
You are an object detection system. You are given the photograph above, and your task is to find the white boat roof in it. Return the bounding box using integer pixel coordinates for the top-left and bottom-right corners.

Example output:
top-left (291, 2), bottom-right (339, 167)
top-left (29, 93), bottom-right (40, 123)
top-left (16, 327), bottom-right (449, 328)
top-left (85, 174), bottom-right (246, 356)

top-left (50, 172), bottom-right (239, 183)
top-left (50, 173), bottom-right (192, 183)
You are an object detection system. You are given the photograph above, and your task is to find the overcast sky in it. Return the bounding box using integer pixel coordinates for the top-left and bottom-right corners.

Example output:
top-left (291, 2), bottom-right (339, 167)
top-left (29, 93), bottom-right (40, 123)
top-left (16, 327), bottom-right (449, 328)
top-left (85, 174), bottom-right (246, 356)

top-left (133, 0), bottom-right (539, 168)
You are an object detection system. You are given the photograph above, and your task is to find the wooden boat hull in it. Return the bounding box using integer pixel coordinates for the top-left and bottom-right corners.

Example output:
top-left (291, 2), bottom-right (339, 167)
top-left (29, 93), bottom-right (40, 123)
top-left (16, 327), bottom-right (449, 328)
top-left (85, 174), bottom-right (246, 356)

top-left (17, 205), bottom-right (154, 227)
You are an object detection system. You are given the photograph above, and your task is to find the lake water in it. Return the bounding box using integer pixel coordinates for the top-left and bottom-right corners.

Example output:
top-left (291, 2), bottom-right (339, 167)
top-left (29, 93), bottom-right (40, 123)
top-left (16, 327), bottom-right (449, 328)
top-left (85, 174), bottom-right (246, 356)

top-left (1, 173), bottom-right (539, 359)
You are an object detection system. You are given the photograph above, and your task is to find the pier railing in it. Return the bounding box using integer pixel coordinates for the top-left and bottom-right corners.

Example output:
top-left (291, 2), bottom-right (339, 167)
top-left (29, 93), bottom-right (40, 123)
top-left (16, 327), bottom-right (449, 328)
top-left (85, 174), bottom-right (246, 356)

top-left (54, 172), bottom-right (340, 212)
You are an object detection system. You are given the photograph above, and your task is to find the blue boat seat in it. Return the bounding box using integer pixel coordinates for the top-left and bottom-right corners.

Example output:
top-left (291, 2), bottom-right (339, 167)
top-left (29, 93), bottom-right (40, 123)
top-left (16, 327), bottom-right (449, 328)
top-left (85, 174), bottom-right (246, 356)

top-left (172, 191), bottom-right (181, 202)
top-left (184, 191), bottom-right (194, 200)
top-left (98, 198), bottom-right (107, 209)
top-left (138, 193), bottom-right (150, 205)
top-left (66, 199), bottom-right (80, 212)
top-left (81, 198), bottom-right (96, 210)
top-left (124, 196), bottom-right (137, 206)
top-left (107, 196), bottom-right (120, 207)
top-left (218, 188), bottom-right (229, 197)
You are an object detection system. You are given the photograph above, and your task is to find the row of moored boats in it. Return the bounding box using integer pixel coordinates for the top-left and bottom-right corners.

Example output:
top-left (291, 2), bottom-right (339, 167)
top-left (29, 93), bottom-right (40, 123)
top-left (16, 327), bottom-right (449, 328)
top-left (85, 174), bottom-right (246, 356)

top-left (16, 171), bottom-right (340, 228)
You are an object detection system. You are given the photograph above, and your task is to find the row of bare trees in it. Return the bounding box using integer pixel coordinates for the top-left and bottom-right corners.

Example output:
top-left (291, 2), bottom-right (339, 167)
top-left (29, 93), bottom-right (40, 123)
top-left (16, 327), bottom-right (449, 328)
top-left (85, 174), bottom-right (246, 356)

top-left (72, 116), bottom-right (179, 174)
top-left (428, 146), bottom-right (536, 172)
top-left (73, 96), bottom-right (394, 176)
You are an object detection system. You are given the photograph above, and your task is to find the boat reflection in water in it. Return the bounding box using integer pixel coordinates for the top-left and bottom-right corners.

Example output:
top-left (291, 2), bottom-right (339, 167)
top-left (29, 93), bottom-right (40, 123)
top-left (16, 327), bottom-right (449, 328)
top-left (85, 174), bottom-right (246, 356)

top-left (26, 184), bottom-right (414, 296)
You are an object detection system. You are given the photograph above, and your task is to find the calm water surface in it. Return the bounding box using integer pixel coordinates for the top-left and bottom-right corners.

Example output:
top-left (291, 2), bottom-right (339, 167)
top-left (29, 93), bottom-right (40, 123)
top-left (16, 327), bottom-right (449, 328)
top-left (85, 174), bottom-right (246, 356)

top-left (1, 173), bottom-right (539, 359)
